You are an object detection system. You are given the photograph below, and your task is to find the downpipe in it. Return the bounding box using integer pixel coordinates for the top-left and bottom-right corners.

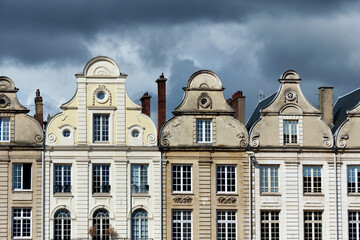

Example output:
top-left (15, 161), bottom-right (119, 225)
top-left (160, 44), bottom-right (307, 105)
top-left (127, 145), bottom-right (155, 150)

top-left (247, 151), bottom-right (254, 240)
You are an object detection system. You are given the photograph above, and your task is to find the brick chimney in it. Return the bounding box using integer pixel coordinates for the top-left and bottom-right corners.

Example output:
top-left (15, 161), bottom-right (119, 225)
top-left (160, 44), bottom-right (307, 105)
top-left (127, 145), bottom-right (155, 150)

top-left (140, 92), bottom-right (151, 117)
top-left (34, 89), bottom-right (43, 128)
top-left (318, 87), bottom-right (333, 126)
top-left (228, 90), bottom-right (246, 124)
top-left (156, 73), bottom-right (167, 136)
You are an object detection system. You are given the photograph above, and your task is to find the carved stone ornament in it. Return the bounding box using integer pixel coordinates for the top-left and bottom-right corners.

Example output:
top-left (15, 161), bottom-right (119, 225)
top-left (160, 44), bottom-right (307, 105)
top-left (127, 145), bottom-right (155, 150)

top-left (93, 85), bottom-right (112, 105)
top-left (284, 88), bottom-right (298, 103)
top-left (0, 94), bottom-right (10, 108)
top-left (338, 134), bottom-right (349, 148)
top-left (173, 196), bottom-right (193, 203)
top-left (48, 133), bottom-right (57, 143)
top-left (322, 134), bottom-right (333, 148)
top-left (35, 134), bottom-right (43, 143)
top-left (217, 196), bottom-right (237, 204)
top-left (161, 131), bottom-right (172, 147)
top-left (251, 133), bottom-right (260, 147)
top-left (147, 134), bottom-right (156, 144)
top-left (197, 92), bottom-right (212, 109)
top-left (93, 66), bottom-right (111, 77)
top-left (237, 132), bottom-right (247, 147)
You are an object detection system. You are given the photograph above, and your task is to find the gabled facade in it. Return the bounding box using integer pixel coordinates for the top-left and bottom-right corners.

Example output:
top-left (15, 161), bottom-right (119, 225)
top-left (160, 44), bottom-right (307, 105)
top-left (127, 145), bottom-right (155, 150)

top-left (44, 57), bottom-right (161, 239)
top-left (248, 70), bottom-right (337, 240)
top-left (334, 90), bottom-right (360, 240)
top-left (159, 70), bottom-right (249, 240)
top-left (0, 76), bottom-right (43, 239)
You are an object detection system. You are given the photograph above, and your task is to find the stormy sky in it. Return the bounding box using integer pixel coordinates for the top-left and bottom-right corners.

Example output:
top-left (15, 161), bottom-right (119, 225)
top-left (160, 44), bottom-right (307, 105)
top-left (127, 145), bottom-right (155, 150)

top-left (1, 0), bottom-right (360, 125)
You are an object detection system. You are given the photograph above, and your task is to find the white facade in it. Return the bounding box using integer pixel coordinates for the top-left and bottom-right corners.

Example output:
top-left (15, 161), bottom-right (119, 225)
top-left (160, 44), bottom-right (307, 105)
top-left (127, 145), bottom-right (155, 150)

top-left (44, 56), bottom-right (161, 239)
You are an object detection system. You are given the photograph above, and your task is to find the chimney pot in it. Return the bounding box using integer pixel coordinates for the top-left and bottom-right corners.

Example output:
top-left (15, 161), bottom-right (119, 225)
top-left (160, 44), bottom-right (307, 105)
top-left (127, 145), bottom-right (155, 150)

top-left (34, 89), bottom-right (43, 128)
top-left (228, 90), bottom-right (246, 124)
top-left (140, 92), bottom-right (152, 117)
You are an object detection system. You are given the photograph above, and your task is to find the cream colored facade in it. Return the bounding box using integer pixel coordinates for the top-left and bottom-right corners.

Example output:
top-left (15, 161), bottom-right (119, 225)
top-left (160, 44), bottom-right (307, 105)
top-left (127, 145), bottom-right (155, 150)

top-left (0, 76), bottom-right (43, 239)
top-left (160, 70), bottom-right (250, 240)
top-left (44, 57), bottom-right (161, 239)
top-left (248, 70), bottom-right (337, 240)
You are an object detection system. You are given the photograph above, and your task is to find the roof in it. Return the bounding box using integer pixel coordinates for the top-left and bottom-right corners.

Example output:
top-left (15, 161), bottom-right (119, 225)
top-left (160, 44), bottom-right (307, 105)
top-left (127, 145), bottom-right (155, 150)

top-left (332, 88), bottom-right (360, 133)
top-left (246, 92), bottom-right (277, 131)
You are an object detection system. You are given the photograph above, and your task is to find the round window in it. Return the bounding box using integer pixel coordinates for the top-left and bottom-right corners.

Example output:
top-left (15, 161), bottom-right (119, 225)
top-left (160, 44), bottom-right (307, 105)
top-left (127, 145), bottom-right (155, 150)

top-left (63, 129), bottom-right (71, 137)
top-left (131, 130), bottom-right (140, 138)
top-left (0, 99), bottom-right (6, 105)
top-left (97, 91), bottom-right (106, 100)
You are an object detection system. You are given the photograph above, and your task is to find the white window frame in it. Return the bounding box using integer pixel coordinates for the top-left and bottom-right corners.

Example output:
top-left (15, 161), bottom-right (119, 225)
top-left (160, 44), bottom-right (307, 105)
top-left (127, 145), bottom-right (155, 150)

top-left (348, 166), bottom-right (360, 194)
top-left (283, 120), bottom-right (298, 144)
top-left (303, 166), bottom-right (322, 194)
top-left (0, 117), bottom-right (10, 142)
top-left (131, 164), bottom-right (149, 193)
top-left (216, 165), bottom-right (236, 193)
top-left (172, 210), bottom-right (192, 240)
top-left (54, 209), bottom-right (71, 240)
top-left (54, 164), bottom-right (71, 194)
top-left (349, 211), bottom-right (360, 240)
top-left (12, 208), bottom-right (32, 239)
top-left (217, 210), bottom-right (237, 240)
top-left (196, 119), bottom-right (212, 143)
top-left (304, 211), bottom-right (322, 240)
top-left (89, 109), bottom-right (114, 144)
top-left (172, 165), bottom-right (192, 193)
top-left (13, 163), bottom-right (32, 191)
top-left (92, 164), bottom-right (110, 194)
top-left (260, 166), bottom-right (279, 194)
top-left (132, 209), bottom-right (149, 239)
top-left (261, 211), bottom-right (280, 240)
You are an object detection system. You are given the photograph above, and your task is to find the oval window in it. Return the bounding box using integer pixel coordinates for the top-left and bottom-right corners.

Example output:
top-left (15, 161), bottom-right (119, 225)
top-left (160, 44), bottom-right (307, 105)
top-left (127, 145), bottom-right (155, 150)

top-left (97, 91), bottom-right (106, 100)
top-left (63, 129), bottom-right (71, 137)
top-left (131, 130), bottom-right (140, 138)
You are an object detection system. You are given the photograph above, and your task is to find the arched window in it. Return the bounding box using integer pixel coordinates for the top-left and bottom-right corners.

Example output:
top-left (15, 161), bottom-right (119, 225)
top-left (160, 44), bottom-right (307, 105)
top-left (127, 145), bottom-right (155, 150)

top-left (54, 209), bottom-right (71, 240)
top-left (132, 209), bottom-right (148, 239)
top-left (92, 209), bottom-right (110, 240)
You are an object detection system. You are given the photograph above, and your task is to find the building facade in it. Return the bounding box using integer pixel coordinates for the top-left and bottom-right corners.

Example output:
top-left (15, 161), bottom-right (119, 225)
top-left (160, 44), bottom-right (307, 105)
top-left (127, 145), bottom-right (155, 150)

top-left (44, 57), bottom-right (161, 239)
top-left (0, 76), bottom-right (43, 239)
top-left (159, 70), bottom-right (250, 240)
top-left (248, 70), bottom-right (337, 240)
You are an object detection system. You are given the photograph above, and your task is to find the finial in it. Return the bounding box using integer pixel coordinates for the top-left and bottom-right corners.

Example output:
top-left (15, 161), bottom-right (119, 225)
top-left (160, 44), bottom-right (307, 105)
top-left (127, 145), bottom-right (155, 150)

top-left (160, 73), bottom-right (164, 78)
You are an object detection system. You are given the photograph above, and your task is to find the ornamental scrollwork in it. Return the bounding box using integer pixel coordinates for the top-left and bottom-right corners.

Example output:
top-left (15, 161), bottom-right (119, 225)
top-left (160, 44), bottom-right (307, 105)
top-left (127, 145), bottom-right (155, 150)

top-left (35, 134), bottom-right (43, 143)
top-left (284, 88), bottom-right (298, 103)
top-left (338, 134), bottom-right (348, 148)
top-left (0, 94), bottom-right (10, 108)
top-left (147, 134), bottom-right (156, 144)
top-left (197, 92), bottom-right (212, 109)
top-left (251, 133), bottom-right (260, 147)
top-left (217, 196), bottom-right (237, 204)
top-left (237, 132), bottom-right (247, 147)
top-left (322, 134), bottom-right (333, 148)
top-left (161, 131), bottom-right (172, 147)
top-left (173, 196), bottom-right (193, 203)
top-left (48, 133), bottom-right (56, 143)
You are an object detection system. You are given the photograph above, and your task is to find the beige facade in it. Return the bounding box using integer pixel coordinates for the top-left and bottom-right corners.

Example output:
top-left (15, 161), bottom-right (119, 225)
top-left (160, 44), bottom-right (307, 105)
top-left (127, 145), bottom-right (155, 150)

top-left (248, 70), bottom-right (337, 240)
top-left (0, 76), bottom-right (43, 239)
top-left (160, 70), bottom-right (249, 240)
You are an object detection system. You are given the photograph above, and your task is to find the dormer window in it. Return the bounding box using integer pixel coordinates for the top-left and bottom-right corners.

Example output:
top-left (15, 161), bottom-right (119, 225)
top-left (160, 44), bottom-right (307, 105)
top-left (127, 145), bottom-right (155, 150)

top-left (93, 114), bottom-right (109, 142)
top-left (196, 119), bottom-right (212, 143)
top-left (0, 118), bottom-right (10, 142)
top-left (283, 120), bottom-right (298, 144)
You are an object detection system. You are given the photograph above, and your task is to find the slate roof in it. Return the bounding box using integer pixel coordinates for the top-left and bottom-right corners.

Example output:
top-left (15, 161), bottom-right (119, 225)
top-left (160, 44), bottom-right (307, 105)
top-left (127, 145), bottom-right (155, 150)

top-left (332, 88), bottom-right (360, 133)
top-left (246, 92), bottom-right (277, 131)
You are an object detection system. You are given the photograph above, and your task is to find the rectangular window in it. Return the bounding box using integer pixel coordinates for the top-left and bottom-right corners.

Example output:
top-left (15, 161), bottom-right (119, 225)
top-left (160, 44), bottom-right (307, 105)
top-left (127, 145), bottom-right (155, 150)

top-left (54, 165), bottom-right (71, 193)
top-left (349, 211), bottom-right (360, 240)
top-left (13, 163), bottom-right (31, 190)
top-left (172, 210), bottom-right (192, 240)
top-left (217, 165), bottom-right (236, 193)
top-left (172, 165), bottom-right (192, 193)
top-left (93, 164), bottom-right (110, 194)
top-left (93, 114), bottom-right (109, 142)
top-left (196, 119), bottom-right (212, 143)
top-left (348, 166), bottom-right (360, 194)
top-left (303, 166), bottom-right (322, 194)
top-left (0, 118), bottom-right (10, 142)
top-left (261, 211), bottom-right (279, 240)
top-left (283, 120), bottom-right (298, 144)
top-left (12, 208), bottom-right (31, 238)
top-left (260, 166), bottom-right (279, 193)
top-left (217, 210), bottom-right (237, 240)
top-left (304, 211), bottom-right (322, 240)
top-left (132, 164), bottom-right (149, 193)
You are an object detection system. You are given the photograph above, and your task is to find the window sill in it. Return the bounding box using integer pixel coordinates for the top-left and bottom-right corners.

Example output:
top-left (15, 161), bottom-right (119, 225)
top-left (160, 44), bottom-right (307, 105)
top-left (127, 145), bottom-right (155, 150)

top-left (303, 193), bottom-right (324, 197)
top-left (172, 192), bottom-right (193, 195)
top-left (92, 193), bottom-right (112, 197)
top-left (132, 192), bottom-right (150, 197)
top-left (13, 190), bottom-right (32, 193)
top-left (260, 192), bottom-right (281, 196)
top-left (216, 192), bottom-right (238, 196)
top-left (348, 193), bottom-right (360, 196)
top-left (54, 193), bottom-right (73, 197)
